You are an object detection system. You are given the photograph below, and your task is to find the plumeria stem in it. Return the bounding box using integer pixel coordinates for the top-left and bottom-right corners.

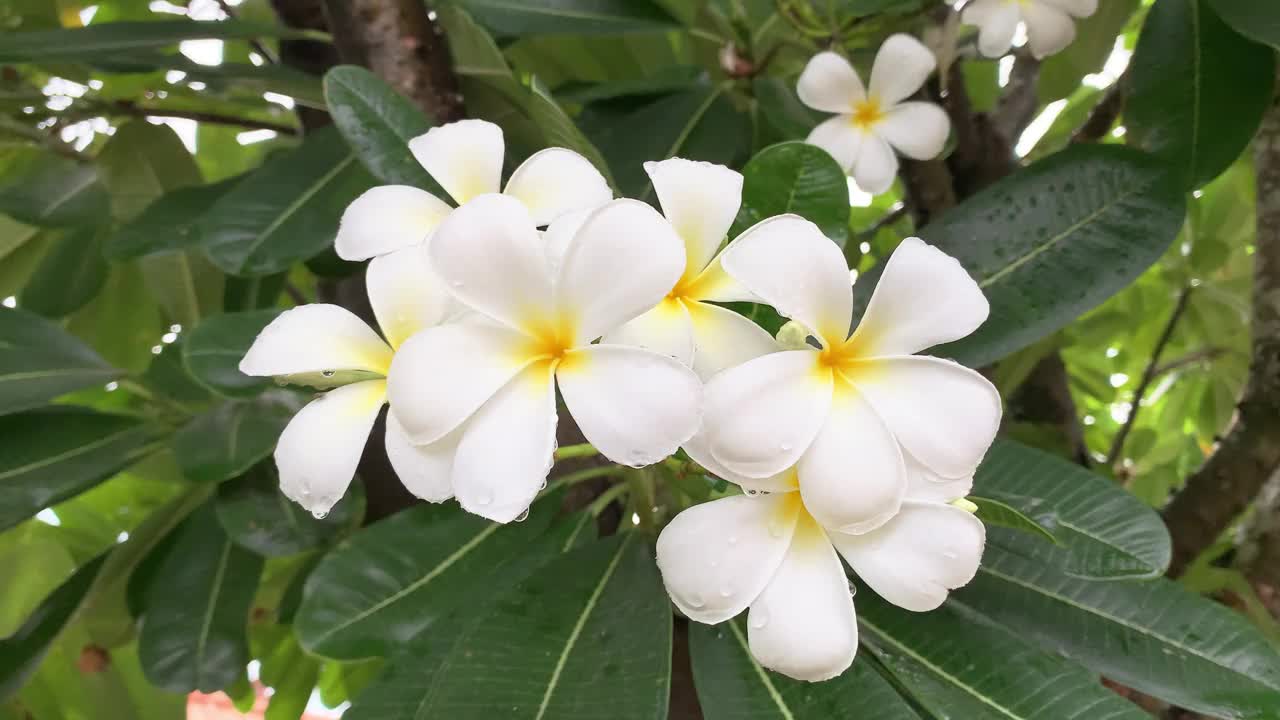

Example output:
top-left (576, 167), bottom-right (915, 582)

top-left (542, 465), bottom-right (621, 497)
top-left (554, 443), bottom-right (600, 461)
top-left (586, 483), bottom-right (629, 517)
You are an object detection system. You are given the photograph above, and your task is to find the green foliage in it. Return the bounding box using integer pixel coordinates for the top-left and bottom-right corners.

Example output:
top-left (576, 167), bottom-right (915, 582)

top-left (215, 467), bottom-right (364, 556)
top-left (0, 154), bottom-right (109, 227)
top-left (732, 141), bottom-right (850, 245)
top-left (457, 0), bottom-right (679, 36)
top-left (324, 66), bottom-right (442, 191)
top-left (182, 310), bottom-right (281, 397)
top-left (0, 307), bottom-right (118, 414)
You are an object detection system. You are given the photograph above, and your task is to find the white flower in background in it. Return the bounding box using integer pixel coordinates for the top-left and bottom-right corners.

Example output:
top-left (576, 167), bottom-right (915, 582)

top-left (333, 118), bottom-right (612, 262)
top-left (574, 158), bottom-right (780, 379)
top-left (797, 35), bottom-right (950, 195)
top-left (961, 0), bottom-right (1098, 59)
top-left (386, 194), bottom-right (702, 524)
top-left (656, 455), bottom-right (985, 681)
top-left (701, 220), bottom-right (1001, 535)
top-left (239, 254), bottom-right (458, 516)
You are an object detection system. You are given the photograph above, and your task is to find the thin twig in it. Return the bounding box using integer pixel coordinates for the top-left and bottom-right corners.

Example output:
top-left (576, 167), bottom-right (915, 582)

top-left (1072, 76), bottom-right (1126, 144)
top-left (95, 101), bottom-right (299, 135)
top-left (213, 0), bottom-right (279, 64)
top-left (1152, 346), bottom-right (1227, 378)
top-left (283, 282), bottom-right (307, 306)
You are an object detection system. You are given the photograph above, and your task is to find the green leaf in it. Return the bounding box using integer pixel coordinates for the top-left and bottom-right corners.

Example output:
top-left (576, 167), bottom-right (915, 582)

top-left (859, 593), bottom-right (1150, 720)
top-left (1209, 0), bottom-right (1280, 49)
top-left (0, 554), bottom-right (106, 699)
top-left (323, 65), bottom-right (441, 190)
top-left (0, 20), bottom-right (316, 62)
top-left (349, 534), bottom-right (671, 719)
top-left (456, 0), bottom-right (678, 35)
top-left (0, 407), bottom-right (161, 534)
top-left (1037, 0), bottom-right (1139, 102)
top-left (0, 154), bottom-right (110, 227)
top-left (137, 502), bottom-right (263, 693)
top-left (198, 126), bottom-right (374, 276)
top-left (261, 635), bottom-right (321, 720)
top-left (65, 262), bottom-right (164, 374)
top-left (1127, 0), bottom-right (1276, 189)
top-left (732, 141), bottom-right (850, 245)
top-left (17, 227), bottom-right (108, 318)
top-left (215, 466), bottom-right (364, 556)
top-left (182, 310), bottom-right (281, 398)
top-left (104, 177), bottom-right (237, 261)
top-left (689, 619), bottom-right (920, 719)
top-left (295, 494), bottom-right (565, 659)
top-left (958, 547), bottom-right (1280, 719)
top-left (0, 307), bottom-right (118, 415)
top-left (974, 439), bottom-right (1172, 579)
top-left (856, 144), bottom-right (1185, 368)
top-left (171, 392), bottom-right (299, 483)
top-left (969, 496), bottom-right (1059, 546)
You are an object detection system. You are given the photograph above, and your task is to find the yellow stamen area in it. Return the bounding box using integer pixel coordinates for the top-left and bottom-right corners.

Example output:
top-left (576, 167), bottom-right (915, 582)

top-left (850, 98), bottom-right (885, 130)
top-left (773, 490), bottom-right (828, 550)
top-left (814, 337), bottom-right (887, 393)
top-left (346, 379), bottom-right (388, 416)
top-left (514, 311), bottom-right (585, 376)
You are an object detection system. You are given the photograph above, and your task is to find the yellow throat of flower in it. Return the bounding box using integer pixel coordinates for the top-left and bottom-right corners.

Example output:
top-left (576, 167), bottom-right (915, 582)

top-left (850, 98), bottom-right (885, 130)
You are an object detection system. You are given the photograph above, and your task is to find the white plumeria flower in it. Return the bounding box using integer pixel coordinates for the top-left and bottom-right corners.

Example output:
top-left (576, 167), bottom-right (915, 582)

top-left (798, 35), bottom-right (950, 195)
top-left (961, 0), bottom-right (1098, 59)
top-left (580, 158), bottom-right (780, 379)
top-left (656, 451), bottom-right (985, 681)
top-left (239, 254), bottom-right (459, 516)
top-left (386, 194), bottom-right (702, 524)
top-left (700, 220), bottom-right (1002, 535)
top-left (333, 118), bottom-right (612, 262)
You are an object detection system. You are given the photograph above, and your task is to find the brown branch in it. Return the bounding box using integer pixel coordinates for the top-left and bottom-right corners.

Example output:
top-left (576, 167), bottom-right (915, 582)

top-left (95, 100), bottom-right (299, 135)
top-left (993, 54), bottom-right (1041, 142)
top-left (1072, 78), bottom-right (1126, 144)
top-left (1151, 346), bottom-right (1227, 378)
top-left (1105, 287), bottom-right (1193, 468)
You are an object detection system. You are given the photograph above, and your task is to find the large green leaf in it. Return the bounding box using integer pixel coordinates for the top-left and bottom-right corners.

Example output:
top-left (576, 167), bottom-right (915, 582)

top-left (1037, 0), bottom-right (1139, 102)
top-left (0, 154), bottom-right (109, 227)
top-left (0, 20), bottom-right (314, 62)
top-left (17, 227), bottom-right (108, 318)
top-left (295, 494), bottom-right (565, 659)
top-left (1127, 0), bottom-right (1275, 189)
top-left (969, 496), bottom-right (1059, 546)
top-left (973, 439), bottom-right (1171, 579)
top-left (103, 179), bottom-right (237, 261)
top-left (457, 0), bottom-right (678, 35)
top-left (858, 594), bottom-right (1149, 720)
top-left (731, 141), bottom-right (849, 245)
top-left (349, 534), bottom-right (671, 720)
top-left (1209, 0), bottom-right (1280, 48)
top-left (0, 307), bottom-right (118, 415)
top-left (182, 310), bottom-right (281, 398)
top-left (215, 466), bottom-right (364, 556)
top-left (171, 392), bottom-right (299, 483)
top-left (854, 144), bottom-right (1185, 368)
top-left (323, 65), bottom-right (441, 191)
top-left (689, 619), bottom-right (920, 719)
top-left (137, 503), bottom-right (263, 693)
top-left (958, 548), bottom-right (1280, 719)
top-left (198, 126), bottom-right (374, 276)
top-left (0, 407), bottom-right (161, 534)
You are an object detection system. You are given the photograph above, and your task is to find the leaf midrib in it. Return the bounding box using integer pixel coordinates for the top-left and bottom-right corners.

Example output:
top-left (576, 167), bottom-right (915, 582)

top-left (728, 620), bottom-right (795, 720)
top-left (233, 154), bottom-right (356, 271)
top-left (0, 425), bottom-right (143, 481)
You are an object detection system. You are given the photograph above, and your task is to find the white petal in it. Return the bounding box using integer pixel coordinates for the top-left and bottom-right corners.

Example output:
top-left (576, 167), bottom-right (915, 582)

top-left (868, 34), bottom-right (936, 107)
top-left (555, 199), bottom-right (685, 344)
top-left (384, 411), bottom-right (457, 502)
top-left (905, 452), bottom-right (973, 503)
top-left (334, 185), bottom-right (452, 261)
top-left (557, 344), bottom-right (701, 468)
top-left (274, 379), bottom-right (385, 516)
top-left (847, 237), bottom-right (988, 358)
top-left (1042, 0), bottom-right (1096, 18)
top-left (721, 215), bottom-right (853, 347)
top-left (503, 148), bottom-right (612, 227)
top-left (239, 304), bottom-right (392, 378)
top-left (852, 133), bottom-right (899, 196)
top-left (797, 51), bottom-right (865, 113)
top-left (451, 362), bottom-right (557, 523)
top-left (705, 350), bottom-right (833, 479)
top-left (428, 193), bottom-right (555, 332)
top-left (366, 246), bottom-right (451, 350)
top-left (806, 116), bottom-right (863, 173)
top-left (542, 208), bottom-right (591, 274)
top-left (848, 356), bottom-right (1001, 479)
top-left (1024, 3), bottom-right (1077, 59)
top-left (831, 500), bottom-right (985, 612)
top-left (385, 322), bottom-right (534, 444)
top-left (963, 0), bottom-right (1020, 58)
top-left (682, 430), bottom-right (798, 494)
top-left (407, 119), bottom-right (503, 205)
top-left (681, 253), bottom-right (759, 304)
top-left (655, 493), bottom-right (798, 623)
top-left (601, 299), bottom-right (695, 367)
top-left (685, 301), bottom-right (779, 380)
top-left (798, 387), bottom-right (905, 534)
top-left (877, 102), bottom-right (950, 161)
top-left (748, 524), bottom-right (857, 682)
top-left (645, 158), bottom-right (743, 277)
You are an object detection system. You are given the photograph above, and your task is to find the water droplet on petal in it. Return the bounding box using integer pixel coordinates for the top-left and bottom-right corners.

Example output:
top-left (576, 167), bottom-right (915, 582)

top-left (942, 549), bottom-right (959, 560)
top-left (514, 508), bottom-right (530, 522)
top-left (311, 509), bottom-right (328, 520)
top-left (719, 585), bottom-right (733, 598)
top-left (687, 592), bottom-right (706, 609)
top-left (321, 369), bottom-right (336, 377)
top-left (537, 479), bottom-right (548, 491)
top-left (750, 608), bottom-right (770, 629)
top-left (779, 443), bottom-right (793, 452)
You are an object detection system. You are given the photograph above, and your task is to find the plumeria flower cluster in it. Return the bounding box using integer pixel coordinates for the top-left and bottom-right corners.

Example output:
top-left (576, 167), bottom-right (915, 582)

top-left (961, 0), bottom-right (1098, 59)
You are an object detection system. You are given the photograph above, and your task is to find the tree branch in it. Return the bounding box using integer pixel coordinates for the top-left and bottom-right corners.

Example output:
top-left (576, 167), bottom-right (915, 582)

top-left (1151, 346), bottom-right (1226, 378)
top-left (94, 100), bottom-right (299, 135)
top-left (1072, 78), bottom-right (1126, 144)
top-left (993, 54), bottom-right (1041, 142)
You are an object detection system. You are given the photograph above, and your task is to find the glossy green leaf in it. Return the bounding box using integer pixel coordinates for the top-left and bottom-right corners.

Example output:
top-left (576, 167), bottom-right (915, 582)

top-left (104, 178), bottom-right (237, 261)
top-left (0, 154), bottom-right (109, 227)
top-left (172, 392), bottom-right (299, 483)
top-left (974, 439), bottom-right (1171, 579)
top-left (1209, 0), bottom-right (1280, 48)
top-left (0, 20), bottom-right (314, 62)
top-left (1037, 0), bottom-right (1139, 102)
top-left (198, 126), bottom-right (374, 276)
top-left (969, 496), bottom-right (1059, 546)
top-left (958, 547), bottom-right (1280, 719)
top-left (261, 635), bottom-right (320, 720)
top-left (295, 494), bottom-right (565, 659)
top-left (215, 466), bottom-right (364, 556)
top-left (855, 144), bottom-right (1185, 368)
top-left (859, 593), bottom-right (1149, 720)
top-left (0, 407), bottom-right (161, 534)
top-left (0, 307), bottom-right (118, 415)
top-left (137, 503), bottom-right (263, 693)
top-left (182, 310), bottom-right (281, 398)
top-left (689, 619), bottom-right (919, 719)
top-left (1127, 0), bottom-right (1275, 189)
top-left (0, 555), bottom-right (105, 700)
top-left (732, 141), bottom-right (849, 245)
top-left (457, 0), bottom-right (678, 35)
top-left (17, 227), bottom-right (108, 318)
top-left (323, 65), bottom-right (440, 190)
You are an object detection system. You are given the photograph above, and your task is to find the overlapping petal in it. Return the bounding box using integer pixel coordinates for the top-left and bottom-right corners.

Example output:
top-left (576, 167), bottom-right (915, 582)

top-left (851, 134), bottom-right (899, 196)
top-left (682, 432), bottom-right (798, 494)
top-left (645, 158), bottom-right (743, 277)
top-left (334, 185), bottom-right (452, 261)
top-left (408, 119), bottom-right (503, 204)
top-left (1023, 2), bottom-right (1078, 59)
top-left (904, 453), bottom-right (974, 503)
top-left (239, 304), bottom-right (392, 378)
top-left (807, 117), bottom-right (863, 174)
top-left (963, 0), bottom-right (1021, 58)
top-left (876, 102), bottom-right (950, 161)
top-left (384, 412), bottom-right (457, 503)
top-left (504, 148), bottom-right (612, 227)
top-left (868, 34), bottom-right (936, 107)
top-left (601, 299), bottom-right (695, 367)
top-left (366, 246), bottom-right (451, 350)
top-left (685, 302), bottom-right (779, 380)
top-left (797, 51), bottom-right (865, 113)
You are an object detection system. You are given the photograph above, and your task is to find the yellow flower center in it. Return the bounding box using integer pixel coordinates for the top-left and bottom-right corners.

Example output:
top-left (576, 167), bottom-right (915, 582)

top-left (850, 98), bottom-right (885, 129)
